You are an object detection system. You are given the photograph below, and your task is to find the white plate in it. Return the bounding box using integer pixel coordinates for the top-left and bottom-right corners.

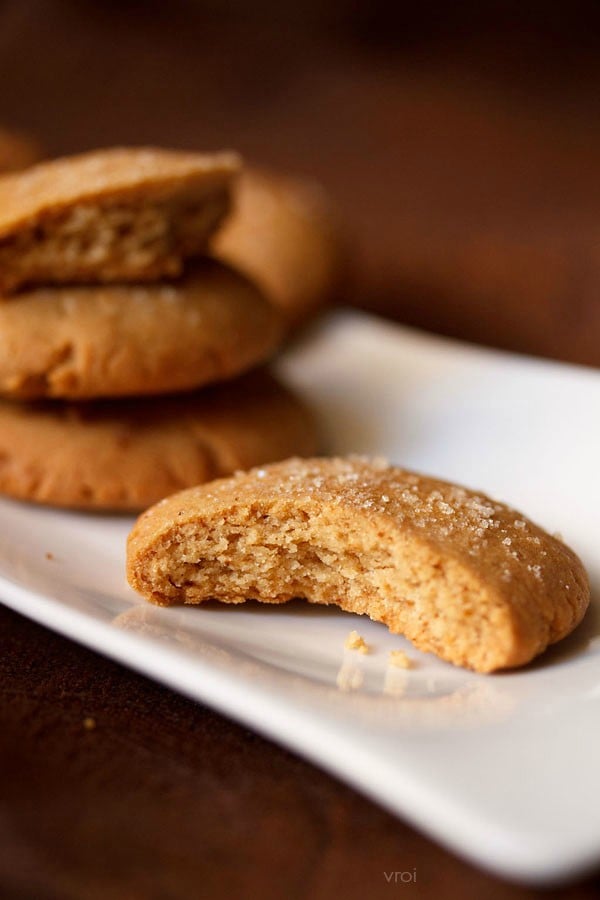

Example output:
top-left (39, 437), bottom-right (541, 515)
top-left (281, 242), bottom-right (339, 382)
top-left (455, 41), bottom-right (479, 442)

top-left (1, 312), bottom-right (599, 885)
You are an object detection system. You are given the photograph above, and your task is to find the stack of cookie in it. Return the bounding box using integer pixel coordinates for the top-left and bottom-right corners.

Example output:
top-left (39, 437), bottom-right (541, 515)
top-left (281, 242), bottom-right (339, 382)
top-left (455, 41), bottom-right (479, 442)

top-left (0, 147), bottom-right (319, 511)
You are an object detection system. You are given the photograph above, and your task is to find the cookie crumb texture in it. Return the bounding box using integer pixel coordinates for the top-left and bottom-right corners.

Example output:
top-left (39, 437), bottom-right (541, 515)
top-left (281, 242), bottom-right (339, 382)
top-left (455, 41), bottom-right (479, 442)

top-left (127, 456), bottom-right (590, 673)
top-left (0, 372), bottom-right (317, 511)
top-left (0, 147), bottom-right (239, 293)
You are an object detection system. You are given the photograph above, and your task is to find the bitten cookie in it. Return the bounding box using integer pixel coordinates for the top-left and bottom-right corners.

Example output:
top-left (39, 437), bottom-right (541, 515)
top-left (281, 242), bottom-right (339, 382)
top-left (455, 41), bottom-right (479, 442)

top-left (0, 259), bottom-right (282, 399)
top-left (214, 168), bottom-right (344, 327)
top-left (0, 127), bottom-right (42, 173)
top-left (0, 146), bottom-right (239, 293)
top-left (0, 372), bottom-right (317, 511)
top-left (127, 456), bottom-right (589, 673)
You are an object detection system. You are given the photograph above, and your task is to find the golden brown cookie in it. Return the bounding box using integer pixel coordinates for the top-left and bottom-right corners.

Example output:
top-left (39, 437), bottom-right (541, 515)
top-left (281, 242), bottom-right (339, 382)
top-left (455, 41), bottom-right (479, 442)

top-left (0, 127), bottom-right (42, 173)
top-left (214, 168), bottom-right (344, 327)
top-left (0, 146), bottom-right (240, 294)
top-left (0, 259), bottom-right (282, 399)
top-left (127, 456), bottom-right (589, 673)
top-left (0, 372), bottom-right (317, 511)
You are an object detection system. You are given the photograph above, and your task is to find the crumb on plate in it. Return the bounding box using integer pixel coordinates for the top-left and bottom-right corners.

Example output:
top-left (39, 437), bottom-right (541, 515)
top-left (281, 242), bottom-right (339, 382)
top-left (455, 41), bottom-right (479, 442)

top-left (344, 629), bottom-right (370, 653)
top-left (388, 649), bottom-right (412, 669)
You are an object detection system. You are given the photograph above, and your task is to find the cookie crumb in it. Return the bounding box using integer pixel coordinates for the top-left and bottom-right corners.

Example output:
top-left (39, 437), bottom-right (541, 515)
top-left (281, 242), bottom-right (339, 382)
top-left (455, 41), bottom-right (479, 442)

top-left (345, 630), bottom-right (369, 653)
top-left (83, 717), bottom-right (96, 731)
top-left (388, 649), bottom-right (412, 669)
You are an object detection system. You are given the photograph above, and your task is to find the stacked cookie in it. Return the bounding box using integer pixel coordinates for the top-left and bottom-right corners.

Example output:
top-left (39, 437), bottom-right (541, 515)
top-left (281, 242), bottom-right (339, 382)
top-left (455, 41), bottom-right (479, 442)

top-left (0, 147), bottom-right (318, 511)
top-left (215, 167), bottom-right (344, 327)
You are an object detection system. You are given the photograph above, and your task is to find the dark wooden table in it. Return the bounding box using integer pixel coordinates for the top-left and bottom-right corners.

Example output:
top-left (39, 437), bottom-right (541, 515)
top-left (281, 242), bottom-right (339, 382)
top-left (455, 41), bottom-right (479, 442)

top-left (1, 3), bottom-right (600, 897)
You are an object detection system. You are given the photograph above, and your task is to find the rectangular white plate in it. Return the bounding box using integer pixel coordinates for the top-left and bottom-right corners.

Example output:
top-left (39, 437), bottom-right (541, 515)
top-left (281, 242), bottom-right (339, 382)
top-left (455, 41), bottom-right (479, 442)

top-left (1, 312), bottom-right (599, 885)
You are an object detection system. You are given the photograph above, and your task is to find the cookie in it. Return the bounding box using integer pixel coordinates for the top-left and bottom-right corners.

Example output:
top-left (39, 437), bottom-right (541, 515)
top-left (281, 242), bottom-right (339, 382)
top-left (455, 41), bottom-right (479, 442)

top-left (0, 146), bottom-right (240, 294)
top-left (126, 456), bottom-right (589, 673)
top-left (0, 259), bottom-right (282, 399)
top-left (0, 372), bottom-right (317, 511)
top-left (214, 168), bottom-right (343, 326)
top-left (0, 127), bottom-right (42, 173)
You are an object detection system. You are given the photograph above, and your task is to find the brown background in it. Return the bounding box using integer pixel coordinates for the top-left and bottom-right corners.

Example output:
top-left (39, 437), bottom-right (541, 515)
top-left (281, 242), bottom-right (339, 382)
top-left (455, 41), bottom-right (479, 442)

top-left (1, 2), bottom-right (600, 897)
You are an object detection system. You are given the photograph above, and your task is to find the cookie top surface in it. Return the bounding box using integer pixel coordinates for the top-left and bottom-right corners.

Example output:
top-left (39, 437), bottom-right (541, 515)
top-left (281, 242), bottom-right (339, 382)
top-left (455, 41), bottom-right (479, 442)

top-left (133, 455), bottom-right (586, 595)
top-left (214, 168), bottom-right (344, 326)
top-left (127, 456), bottom-right (589, 672)
top-left (0, 372), bottom-right (317, 511)
top-left (0, 146), bottom-right (240, 234)
top-left (0, 258), bottom-right (282, 399)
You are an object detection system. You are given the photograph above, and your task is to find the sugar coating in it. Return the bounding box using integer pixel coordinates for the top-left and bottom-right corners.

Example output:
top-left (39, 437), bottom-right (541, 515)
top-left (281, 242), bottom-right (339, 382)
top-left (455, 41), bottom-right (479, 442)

top-left (197, 456), bottom-right (568, 587)
top-left (127, 456), bottom-right (590, 673)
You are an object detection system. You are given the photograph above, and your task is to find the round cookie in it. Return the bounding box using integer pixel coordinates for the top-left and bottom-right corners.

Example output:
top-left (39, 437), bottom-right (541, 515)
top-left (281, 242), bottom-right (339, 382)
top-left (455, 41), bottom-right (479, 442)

top-left (127, 456), bottom-right (589, 673)
top-left (0, 372), bottom-right (318, 511)
top-left (0, 259), bottom-right (282, 399)
top-left (0, 127), bottom-right (42, 173)
top-left (0, 146), bottom-right (240, 294)
top-left (214, 168), bottom-right (344, 327)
